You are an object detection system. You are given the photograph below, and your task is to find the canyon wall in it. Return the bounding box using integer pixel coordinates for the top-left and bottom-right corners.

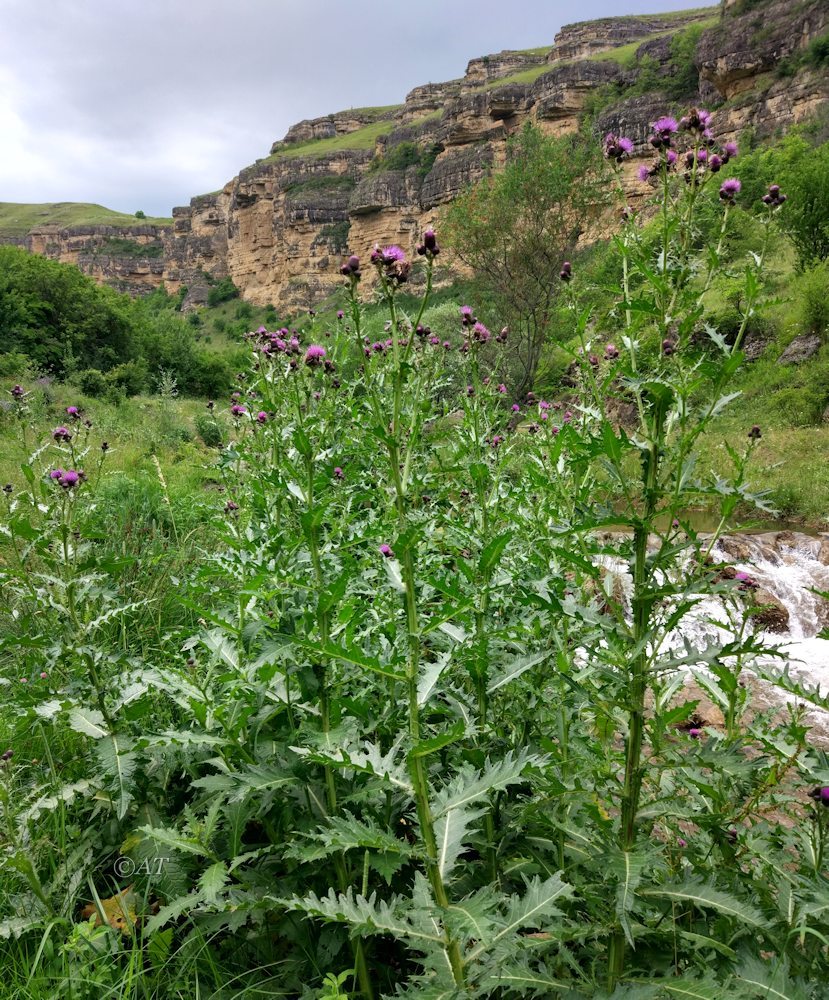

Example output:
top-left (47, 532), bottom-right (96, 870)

top-left (4, 0), bottom-right (828, 309)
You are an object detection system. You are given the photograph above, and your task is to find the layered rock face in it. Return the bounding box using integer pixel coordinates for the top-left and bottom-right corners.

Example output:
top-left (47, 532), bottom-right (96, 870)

top-left (10, 224), bottom-right (168, 295)
top-left (4, 0), bottom-right (828, 307)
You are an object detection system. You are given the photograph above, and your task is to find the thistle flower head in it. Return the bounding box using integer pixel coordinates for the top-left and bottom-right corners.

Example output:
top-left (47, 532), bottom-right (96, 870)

top-left (65, 405), bottom-right (80, 418)
top-left (379, 543), bottom-right (393, 558)
top-left (52, 426), bottom-right (71, 442)
top-left (230, 404), bottom-right (247, 416)
top-left (650, 116), bottom-right (679, 148)
top-left (472, 321), bottom-right (491, 343)
top-left (10, 384), bottom-right (25, 399)
top-left (304, 344), bottom-right (327, 367)
top-left (719, 177), bottom-right (741, 202)
top-left (748, 424), bottom-right (762, 440)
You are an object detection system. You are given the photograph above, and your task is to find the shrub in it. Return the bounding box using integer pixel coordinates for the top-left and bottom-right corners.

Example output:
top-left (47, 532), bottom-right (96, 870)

top-left (195, 412), bottom-right (223, 447)
top-left (796, 260), bottom-right (829, 336)
top-left (206, 276), bottom-right (240, 307)
top-left (74, 368), bottom-right (109, 397)
top-left (106, 358), bottom-right (149, 395)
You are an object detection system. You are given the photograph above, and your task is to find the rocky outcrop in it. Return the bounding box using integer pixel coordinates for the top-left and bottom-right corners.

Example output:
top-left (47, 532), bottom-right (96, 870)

top-left (779, 334), bottom-right (823, 365)
top-left (13, 223), bottom-right (169, 295)
top-left (698, 0), bottom-right (829, 100)
top-left (549, 10), bottom-right (716, 63)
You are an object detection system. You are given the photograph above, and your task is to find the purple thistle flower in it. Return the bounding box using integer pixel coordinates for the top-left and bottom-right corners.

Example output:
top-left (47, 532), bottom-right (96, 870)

top-left (748, 424), bottom-right (762, 440)
top-left (637, 164), bottom-right (651, 183)
top-left (224, 500), bottom-right (239, 514)
top-left (603, 133), bottom-right (634, 162)
top-left (689, 727), bottom-right (702, 738)
top-left (650, 116), bottom-right (679, 148)
top-left (490, 435), bottom-right (503, 448)
top-left (472, 321), bottom-right (491, 343)
top-left (10, 385), bottom-right (25, 399)
top-left (677, 838), bottom-right (688, 847)
top-left (337, 310), bottom-right (344, 320)
top-left (382, 245), bottom-right (406, 264)
top-left (231, 404), bottom-right (247, 416)
top-left (666, 149), bottom-right (678, 167)
top-left (460, 305), bottom-right (475, 326)
top-left (379, 543), bottom-right (393, 558)
top-left (59, 470), bottom-right (80, 489)
top-left (560, 261), bottom-right (572, 282)
top-left (304, 344), bottom-right (327, 367)
top-left (719, 177), bottom-right (741, 203)
top-left (65, 405), bottom-right (80, 418)
top-left (762, 183), bottom-right (787, 207)
top-left (52, 426), bottom-right (71, 442)
top-left (722, 141), bottom-right (738, 160)
top-left (256, 411), bottom-right (268, 423)
top-left (709, 153), bottom-right (723, 172)
top-left (49, 468), bottom-right (63, 480)
top-left (662, 338), bottom-right (676, 357)
top-left (679, 108), bottom-right (711, 133)
top-left (497, 383), bottom-right (507, 394)
top-left (333, 466), bottom-right (344, 479)
top-left (605, 343), bottom-right (619, 360)
top-left (512, 403), bottom-right (520, 412)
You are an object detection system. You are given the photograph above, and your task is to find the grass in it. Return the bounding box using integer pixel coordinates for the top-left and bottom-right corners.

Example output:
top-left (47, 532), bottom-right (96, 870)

top-left (264, 119), bottom-right (396, 162)
top-left (0, 202), bottom-right (172, 238)
top-left (588, 16), bottom-right (718, 67)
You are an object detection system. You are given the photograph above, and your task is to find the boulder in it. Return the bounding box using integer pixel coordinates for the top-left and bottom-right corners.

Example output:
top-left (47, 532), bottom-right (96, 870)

top-left (779, 334), bottom-right (822, 365)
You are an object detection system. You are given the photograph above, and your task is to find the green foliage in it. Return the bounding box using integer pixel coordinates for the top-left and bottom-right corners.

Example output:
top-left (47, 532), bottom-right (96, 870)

top-left (94, 236), bottom-right (164, 259)
top-left (74, 367), bottom-right (109, 397)
top-left (0, 201), bottom-right (172, 238)
top-left (445, 123), bottom-right (605, 395)
top-left (4, 104), bottom-right (829, 999)
top-left (318, 221), bottom-right (351, 253)
top-left (134, 209), bottom-right (146, 219)
top-left (206, 275), bottom-right (240, 307)
top-left (194, 411), bottom-right (223, 447)
top-left (796, 260), bottom-right (829, 337)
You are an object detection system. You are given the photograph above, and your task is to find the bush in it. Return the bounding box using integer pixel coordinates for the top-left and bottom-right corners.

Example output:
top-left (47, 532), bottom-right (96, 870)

top-left (796, 260), bottom-right (829, 337)
top-left (206, 276), bottom-right (240, 307)
top-left (234, 300), bottom-right (254, 321)
top-left (74, 368), bottom-right (109, 397)
top-left (106, 358), bottom-right (149, 395)
top-left (195, 412), bottom-right (224, 447)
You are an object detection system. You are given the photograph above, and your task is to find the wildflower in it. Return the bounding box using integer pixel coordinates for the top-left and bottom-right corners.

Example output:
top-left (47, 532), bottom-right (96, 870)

top-left (689, 727), bottom-right (702, 738)
top-left (589, 354), bottom-right (599, 367)
top-left (232, 404), bottom-right (248, 418)
top-left (679, 107), bottom-right (711, 133)
top-left (637, 164), bottom-right (652, 182)
top-left (472, 321), bottom-right (491, 343)
top-left (429, 336), bottom-right (440, 346)
top-left (417, 228), bottom-right (440, 257)
top-left (19, 677), bottom-right (27, 684)
top-left (762, 183), bottom-right (787, 207)
top-left (466, 385), bottom-right (474, 397)
top-left (379, 543), bottom-right (394, 558)
top-left (49, 469), bottom-right (63, 480)
top-left (381, 245), bottom-right (405, 265)
top-left (808, 787), bottom-right (829, 806)
top-left (58, 470), bottom-right (80, 489)
top-left (722, 140), bottom-right (738, 161)
top-left (677, 838), bottom-right (687, 847)
top-left (490, 435), bottom-right (503, 448)
top-left (39, 672), bottom-right (47, 679)
top-left (1, 749), bottom-right (12, 761)
top-left (605, 343), bottom-right (619, 360)
top-left (443, 340), bottom-right (451, 350)
top-left (52, 426), bottom-right (72, 442)
top-left (101, 442), bottom-right (109, 452)
top-left (207, 400), bottom-right (215, 410)
top-left (666, 149), bottom-right (678, 167)
top-left (337, 309), bottom-right (344, 320)
top-left (340, 254), bottom-right (361, 277)
top-left (748, 425), bottom-right (762, 440)
top-left (560, 261), bottom-right (572, 282)
top-left (496, 326), bottom-right (509, 343)
top-left (231, 391), bottom-right (241, 400)
top-left (528, 422), bottom-right (539, 434)
top-left (563, 411), bottom-right (572, 423)
top-left (603, 133), bottom-right (634, 162)
top-left (333, 466), bottom-right (344, 479)
top-left (512, 404), bottom-right (520, 412)
top-left (2, 484), bottom-right (12, 494)
top-left (719, 177), bottom-right (741, 203)
top-left (650, 116), bottom-right (679, 148)
top-left (460, 305), bottom-right (476, 327)
top-left (10, 385), bottom-right (25, 399)
top-left (708, 153), bottom-right (723, 172)
top-left (66, 405), bottom-right (80, 418)
top-left (256, 411), bottom-right (268, 424)
top-left (497, 384), bottom-right (507, 394)
top-left (662, 338), bottom-right (676, 357)
top-left (224, 500), bottom-right (239, 514)
top-left (304, 344), bottom-right (327, 367)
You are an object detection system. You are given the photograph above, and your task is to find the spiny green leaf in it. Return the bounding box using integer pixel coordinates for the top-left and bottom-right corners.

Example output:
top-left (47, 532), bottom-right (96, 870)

top-left (639, 880), bottom-right (764, 928)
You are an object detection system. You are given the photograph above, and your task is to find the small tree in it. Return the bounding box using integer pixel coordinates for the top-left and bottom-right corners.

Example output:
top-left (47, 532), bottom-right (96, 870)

top-left (444, 123), bottom-right (605, 396)
top-left (134, 209), bottom-right (146, 219)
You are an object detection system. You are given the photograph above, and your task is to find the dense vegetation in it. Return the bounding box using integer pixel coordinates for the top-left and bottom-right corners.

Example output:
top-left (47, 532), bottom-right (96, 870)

top-left (3, 106), bottom-right (829, 999)
top-left (0, 246), bottom-right (244, 397)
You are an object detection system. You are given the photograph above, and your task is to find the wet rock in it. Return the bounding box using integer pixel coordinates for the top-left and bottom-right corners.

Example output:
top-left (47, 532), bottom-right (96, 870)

top-left (749, 587), bottom-right (790, 633)
top-left (779, 334), bottom-right (822, 365)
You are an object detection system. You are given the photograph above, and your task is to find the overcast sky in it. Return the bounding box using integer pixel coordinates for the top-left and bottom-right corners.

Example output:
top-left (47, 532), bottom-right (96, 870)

top-left (1, 0), bottom-right (703, 216)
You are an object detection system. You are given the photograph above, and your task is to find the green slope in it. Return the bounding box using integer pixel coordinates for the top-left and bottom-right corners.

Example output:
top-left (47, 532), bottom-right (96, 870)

top-left (0, 202), bottom-right (172, 238)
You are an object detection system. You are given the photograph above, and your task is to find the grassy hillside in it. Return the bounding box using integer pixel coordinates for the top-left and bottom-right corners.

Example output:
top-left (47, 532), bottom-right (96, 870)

top-left (0, 201), bottom-right (172, 237)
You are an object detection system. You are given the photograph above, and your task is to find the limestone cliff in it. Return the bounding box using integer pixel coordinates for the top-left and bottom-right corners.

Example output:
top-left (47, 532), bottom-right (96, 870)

top-left (4, 0), bottom-right (828, 308)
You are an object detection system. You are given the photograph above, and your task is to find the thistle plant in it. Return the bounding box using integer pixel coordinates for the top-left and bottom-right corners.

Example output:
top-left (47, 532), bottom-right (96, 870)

top-left (3, 107), bottom-right (829, 1000)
